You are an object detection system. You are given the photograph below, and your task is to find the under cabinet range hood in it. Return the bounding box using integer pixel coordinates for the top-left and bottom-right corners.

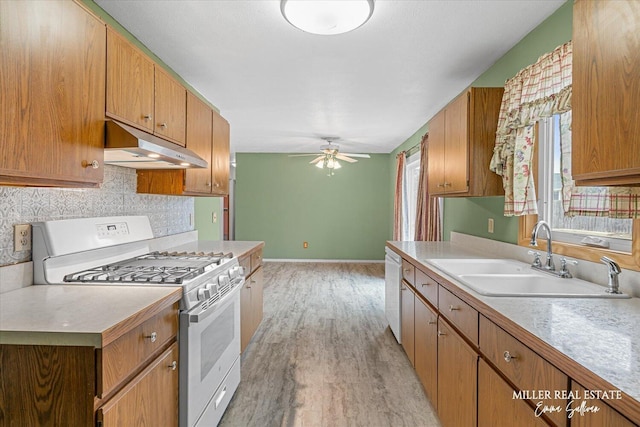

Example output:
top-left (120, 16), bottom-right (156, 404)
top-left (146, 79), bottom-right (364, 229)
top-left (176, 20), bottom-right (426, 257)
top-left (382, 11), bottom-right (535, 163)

top-left (104, 120), bottom-right (208, 169)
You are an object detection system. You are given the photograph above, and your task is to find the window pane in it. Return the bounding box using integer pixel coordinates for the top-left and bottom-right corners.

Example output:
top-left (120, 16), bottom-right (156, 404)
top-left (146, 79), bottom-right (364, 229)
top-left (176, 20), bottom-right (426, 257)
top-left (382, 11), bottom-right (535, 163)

top-left (546, 115), bottom-right (632, 249)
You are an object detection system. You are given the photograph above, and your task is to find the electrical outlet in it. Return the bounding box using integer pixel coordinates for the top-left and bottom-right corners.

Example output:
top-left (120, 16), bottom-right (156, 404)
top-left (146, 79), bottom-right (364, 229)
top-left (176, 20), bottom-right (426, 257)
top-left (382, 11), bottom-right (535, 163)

top-left (14, 224), bottom-right (32, 252)
top-left (303, 241), bottom-right (309, 249)
top-left (488, 218), bottom-right (495, 234)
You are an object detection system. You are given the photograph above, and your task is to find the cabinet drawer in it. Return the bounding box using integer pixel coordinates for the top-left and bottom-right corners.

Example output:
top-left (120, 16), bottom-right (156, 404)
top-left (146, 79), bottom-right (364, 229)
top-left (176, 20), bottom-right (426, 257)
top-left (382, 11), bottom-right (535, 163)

top-left (239, 255), bottom-right (251, 276)
top-left (415, 268), bottom-right (438, 307)
top-left (438, 286), bottom-right (478, 345)
top-left (250, 248), bottom-right (263, 273)
top-left (402, 260), bottom-right (415, 287)
top-left (99, 302), bottom-right (179, 397)
top-left (479, 316), bottom-right (568, 427)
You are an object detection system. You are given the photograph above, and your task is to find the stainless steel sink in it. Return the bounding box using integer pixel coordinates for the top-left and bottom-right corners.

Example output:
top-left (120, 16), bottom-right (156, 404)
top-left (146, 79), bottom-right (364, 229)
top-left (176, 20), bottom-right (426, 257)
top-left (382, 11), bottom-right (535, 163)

top-left (425, 258), bottom-right (630, 299)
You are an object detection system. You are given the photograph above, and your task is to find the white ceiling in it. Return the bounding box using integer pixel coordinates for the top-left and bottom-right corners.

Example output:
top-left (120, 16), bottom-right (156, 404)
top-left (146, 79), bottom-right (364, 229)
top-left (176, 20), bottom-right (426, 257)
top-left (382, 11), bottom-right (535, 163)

top-left (95, 0), bottom-right (565, 155)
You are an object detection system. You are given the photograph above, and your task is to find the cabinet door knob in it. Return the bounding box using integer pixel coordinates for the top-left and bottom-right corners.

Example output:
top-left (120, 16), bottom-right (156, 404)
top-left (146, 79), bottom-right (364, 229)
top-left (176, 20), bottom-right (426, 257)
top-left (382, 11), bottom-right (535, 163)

top-left (145, 331), bottom-right (157, 343)
top-left (168, 361), bottom-right (177, 371)
top-left (83, 160), bottom-right (99, 169)
top-left (160, 122), bottom-right (167, 129)
top-left (443, 182), bottom-right (451, 187)
top-left (437, 331), bottom-right (446, 336)
top-left (448, 305), bottom-right (460, 311)
top-left (206, 182), bottom-right (212, 187)
top-left (143, 114), bottom-right (152, 121)
top-left (503, 350), bottom-right (517, 363)
top-left (437, 183), bottom-right (445, 188)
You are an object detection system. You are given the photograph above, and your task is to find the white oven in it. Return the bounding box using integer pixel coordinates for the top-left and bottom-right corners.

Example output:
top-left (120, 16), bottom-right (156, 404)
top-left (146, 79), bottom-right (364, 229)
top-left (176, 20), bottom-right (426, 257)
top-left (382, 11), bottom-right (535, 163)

top-left (180, 280), bottom-right (242, 427)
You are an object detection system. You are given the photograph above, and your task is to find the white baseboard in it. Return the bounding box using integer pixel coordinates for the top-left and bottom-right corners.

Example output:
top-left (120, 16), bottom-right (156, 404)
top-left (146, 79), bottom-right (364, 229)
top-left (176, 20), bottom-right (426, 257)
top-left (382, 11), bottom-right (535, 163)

top-left (264, 258), bottom-right (384, 264)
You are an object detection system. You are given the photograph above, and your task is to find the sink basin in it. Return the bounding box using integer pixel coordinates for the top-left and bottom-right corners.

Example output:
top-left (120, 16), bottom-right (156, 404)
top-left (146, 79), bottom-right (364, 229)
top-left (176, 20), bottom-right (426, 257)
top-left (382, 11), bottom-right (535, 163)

top-left (425, 258), bottom-right (531, 275)
top-left (425, 258), bottom-right (630, 299)
top-left (457, 274), bottom-right (630, 298)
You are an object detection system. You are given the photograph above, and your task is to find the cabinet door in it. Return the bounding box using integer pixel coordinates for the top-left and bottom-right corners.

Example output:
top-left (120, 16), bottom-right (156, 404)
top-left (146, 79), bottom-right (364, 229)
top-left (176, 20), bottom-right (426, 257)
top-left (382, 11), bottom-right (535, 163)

top-left (572, 0), bottom-right (640, 185)
top-left (414, 298), bottom-right (437, 407)
top-left (569, 382), bottom-right (637, 427)
top-left (478, 359), bottom-right (549, 427)
top-left (400, 283), bottom-right (415, 366)
top-left (212, 110), bottom-right (230, 195)
top-left (437, 318), bottom-right (477, 427)
top-left (444, 92), bottom-right (469, 194)
top-left (99, 343), bottom-right (179, 427)
top-left (428, 111), bottom-right (446, 194)
top-left (106, 28), bottom-right (155, 133)
top-left (0, 0), bottom-right (105, 187)
top-left (154, 67), bottom-right (187, 146)
top-left (185, 93), bottom-right (213, 194)
top-left (250, 266), bottom-right (264, 337)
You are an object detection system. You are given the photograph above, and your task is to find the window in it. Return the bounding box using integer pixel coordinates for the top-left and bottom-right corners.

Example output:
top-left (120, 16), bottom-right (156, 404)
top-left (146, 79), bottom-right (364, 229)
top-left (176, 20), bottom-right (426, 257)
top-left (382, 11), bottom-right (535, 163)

top-left (402, 153), bottom-right (420, 241)
top-left (537, 115), bottom-right (633, 252)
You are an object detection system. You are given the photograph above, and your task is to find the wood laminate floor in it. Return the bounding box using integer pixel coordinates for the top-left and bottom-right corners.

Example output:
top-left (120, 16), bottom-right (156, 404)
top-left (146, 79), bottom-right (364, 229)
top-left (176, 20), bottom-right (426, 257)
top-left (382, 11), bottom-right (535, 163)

top-left (219, 262), bottom-right (441, 427)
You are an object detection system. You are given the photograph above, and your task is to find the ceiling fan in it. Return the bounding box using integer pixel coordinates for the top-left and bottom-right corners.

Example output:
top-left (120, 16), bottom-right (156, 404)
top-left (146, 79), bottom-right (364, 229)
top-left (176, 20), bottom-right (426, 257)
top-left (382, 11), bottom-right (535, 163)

top-left (289, 137), bottom-right (370, 175)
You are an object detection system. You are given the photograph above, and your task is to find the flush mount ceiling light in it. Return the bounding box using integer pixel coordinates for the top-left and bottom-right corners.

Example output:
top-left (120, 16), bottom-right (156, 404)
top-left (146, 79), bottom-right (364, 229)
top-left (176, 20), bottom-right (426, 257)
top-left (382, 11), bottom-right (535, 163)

top-left (281, 0), bottom-right (375, 35)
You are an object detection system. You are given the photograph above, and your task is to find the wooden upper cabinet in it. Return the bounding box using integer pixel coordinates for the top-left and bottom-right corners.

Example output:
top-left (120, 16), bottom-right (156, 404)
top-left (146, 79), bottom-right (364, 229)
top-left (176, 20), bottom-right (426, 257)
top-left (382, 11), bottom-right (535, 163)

top-left (212, 110), bottom-right (231, 195)
top-left (106, 28), bottom-right (155, 133)
top-left (106, 28), bottom-right (186, 146)
top-left (0, 0), bottom-right (105, 187)
top-left (427, 87), bottom-right (504, 197)
top-left (572, 0), bottom-right (640, 186)
top-left (138, 95), bottom-right (230, 197)
top-left (185, 93), bottom-right (214, 193)
top-left (154, 67), bottom-right (187, 146)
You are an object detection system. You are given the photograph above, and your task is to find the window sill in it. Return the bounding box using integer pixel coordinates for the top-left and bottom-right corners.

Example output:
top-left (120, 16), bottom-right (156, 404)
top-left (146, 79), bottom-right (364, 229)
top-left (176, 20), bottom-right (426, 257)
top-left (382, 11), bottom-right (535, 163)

top-left (518, 215), bottom-right (640, 272)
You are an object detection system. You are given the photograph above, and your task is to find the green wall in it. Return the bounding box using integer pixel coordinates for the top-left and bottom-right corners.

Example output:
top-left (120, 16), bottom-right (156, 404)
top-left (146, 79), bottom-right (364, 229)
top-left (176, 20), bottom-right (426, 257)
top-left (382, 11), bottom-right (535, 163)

top-left (393, 1), bottom-right (572, 244)
top-left (195, 198), bottom-right (224, 240)
top-left (235, 154), bottom-right (390, 260)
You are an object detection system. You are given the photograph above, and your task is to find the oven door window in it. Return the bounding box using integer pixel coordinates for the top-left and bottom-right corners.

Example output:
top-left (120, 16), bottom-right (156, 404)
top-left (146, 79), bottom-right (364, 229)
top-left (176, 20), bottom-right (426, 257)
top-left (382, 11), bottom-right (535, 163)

top-left (201, 303), bottom-right (234, 380)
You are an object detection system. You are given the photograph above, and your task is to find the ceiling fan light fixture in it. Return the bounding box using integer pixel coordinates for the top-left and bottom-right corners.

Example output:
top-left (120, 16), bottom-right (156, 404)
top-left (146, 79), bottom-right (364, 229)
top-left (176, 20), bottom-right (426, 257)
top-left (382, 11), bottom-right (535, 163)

top-left (281, 0), bottom-right (374, 35)
top-left (316, 160), bottom-right (325, 169)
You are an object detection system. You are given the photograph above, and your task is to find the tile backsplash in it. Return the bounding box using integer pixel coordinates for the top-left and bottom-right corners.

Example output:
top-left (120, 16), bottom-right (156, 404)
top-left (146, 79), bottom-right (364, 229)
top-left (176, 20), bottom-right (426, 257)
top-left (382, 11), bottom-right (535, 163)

top-left (0, 165), bottom-right (194, 266)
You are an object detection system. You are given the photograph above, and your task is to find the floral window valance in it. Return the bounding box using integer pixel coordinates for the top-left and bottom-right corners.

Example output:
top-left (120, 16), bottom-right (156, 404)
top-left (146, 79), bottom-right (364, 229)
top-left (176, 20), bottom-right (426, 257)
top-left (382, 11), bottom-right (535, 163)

top-left (490, 42), bottom-right (572, 216)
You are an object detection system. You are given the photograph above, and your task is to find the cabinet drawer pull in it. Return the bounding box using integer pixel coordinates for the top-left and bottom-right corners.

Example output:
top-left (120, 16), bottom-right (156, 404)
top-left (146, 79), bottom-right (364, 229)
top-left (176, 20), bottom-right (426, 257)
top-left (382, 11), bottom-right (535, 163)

top-left (145, 331), bottom-right (157, 343)
top-left (428, 320), bottom-right (437, 325)
top-left (503, 350), bottom-right (517, 363)
top-left (437, 331), bottom-right (446, 336)
top-left (83, 160), bottom-right (99, 169)
top-left (168, 360), bottom-right (177, 371)
top-left (448, 305), bottom-right (460, 311)
top-left (437, 183), bottom-right (445, 188)
top-left (143, 114), bottom-right (152, 121)
top-left (160, 122), bottom-right (167, 129)
top-left (443, 182), bottom-right (452, 187)
top-left (421, 282), bottom-right (430, 287)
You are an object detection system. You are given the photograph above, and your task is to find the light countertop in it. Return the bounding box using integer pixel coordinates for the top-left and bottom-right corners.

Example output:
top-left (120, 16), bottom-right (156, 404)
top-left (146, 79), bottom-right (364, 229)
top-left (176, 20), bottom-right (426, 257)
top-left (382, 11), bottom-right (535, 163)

top-left (387, 241), bottom-right (640, 408)
top-left (0, 285), bottom-right (181, 347)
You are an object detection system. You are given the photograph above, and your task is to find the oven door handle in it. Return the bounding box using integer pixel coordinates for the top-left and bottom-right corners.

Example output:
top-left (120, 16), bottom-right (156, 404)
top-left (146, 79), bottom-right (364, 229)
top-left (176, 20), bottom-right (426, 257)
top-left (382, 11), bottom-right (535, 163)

top-left (188, 279), bottom-right (243, 324)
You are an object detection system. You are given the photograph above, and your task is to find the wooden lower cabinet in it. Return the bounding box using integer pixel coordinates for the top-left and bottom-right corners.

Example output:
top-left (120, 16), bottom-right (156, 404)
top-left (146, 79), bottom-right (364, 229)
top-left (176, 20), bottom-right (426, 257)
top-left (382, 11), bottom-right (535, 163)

top-left (241, 265), bottom-right (264, 351)
top-left (98, 343), bottom-right (179, 426)
top-left (568, 382), bottom-right (636, 427)
top-left (478, 359), bottom-right (549, 427)
top-left (437, 318), bottom-right (477, 427)
top-left (414, 297), bottom-right (438, 406)
top-left (240, 246), bottom-right (265, 352)
top-left (400, 282), bottom-right (416, 366)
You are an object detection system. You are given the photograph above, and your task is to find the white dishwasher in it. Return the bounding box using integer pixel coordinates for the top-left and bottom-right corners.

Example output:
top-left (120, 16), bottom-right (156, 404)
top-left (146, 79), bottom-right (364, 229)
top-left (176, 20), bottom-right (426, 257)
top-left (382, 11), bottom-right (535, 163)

top-left (384, 247), bottom-right (402, 343)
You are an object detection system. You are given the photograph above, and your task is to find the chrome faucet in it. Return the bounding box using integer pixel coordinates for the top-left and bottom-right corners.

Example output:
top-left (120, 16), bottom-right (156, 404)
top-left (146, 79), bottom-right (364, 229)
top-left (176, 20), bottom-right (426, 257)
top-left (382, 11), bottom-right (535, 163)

top-left (528, 220), bottom-right (577, 278)
top-left (600, 256), bottom-right (622, 294)
top-left (530, 220), bottom-right (555, 271)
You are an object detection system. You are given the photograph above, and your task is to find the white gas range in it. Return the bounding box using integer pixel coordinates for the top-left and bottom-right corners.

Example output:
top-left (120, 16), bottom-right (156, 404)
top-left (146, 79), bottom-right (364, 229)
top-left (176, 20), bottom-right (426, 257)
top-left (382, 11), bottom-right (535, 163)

top-left (32, 216), bottom-right (242, 427)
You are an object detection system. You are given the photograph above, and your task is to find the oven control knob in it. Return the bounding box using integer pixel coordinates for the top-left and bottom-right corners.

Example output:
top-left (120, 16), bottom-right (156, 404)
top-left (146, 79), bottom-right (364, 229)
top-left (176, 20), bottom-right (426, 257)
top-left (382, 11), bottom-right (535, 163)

top-left (218, 275), bottom-right (230, 286)
top-left (229, 266), bottom-right (242, 279)
top-left (197, 288), bottom-right (211, 301)
top-left (206, 283), bottom-right (217, 295)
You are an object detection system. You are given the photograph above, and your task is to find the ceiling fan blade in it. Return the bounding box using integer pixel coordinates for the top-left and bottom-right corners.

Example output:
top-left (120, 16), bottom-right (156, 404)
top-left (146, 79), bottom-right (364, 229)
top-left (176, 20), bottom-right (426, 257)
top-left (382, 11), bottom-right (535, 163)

top-left (288, 153), bottom-right (320, 157)
top-left (335, 154), bottom-right (358, 163)
top-left (340, 153), bottom-right (370, 158)
top-left (309, 156), bottom-right (325, 164)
